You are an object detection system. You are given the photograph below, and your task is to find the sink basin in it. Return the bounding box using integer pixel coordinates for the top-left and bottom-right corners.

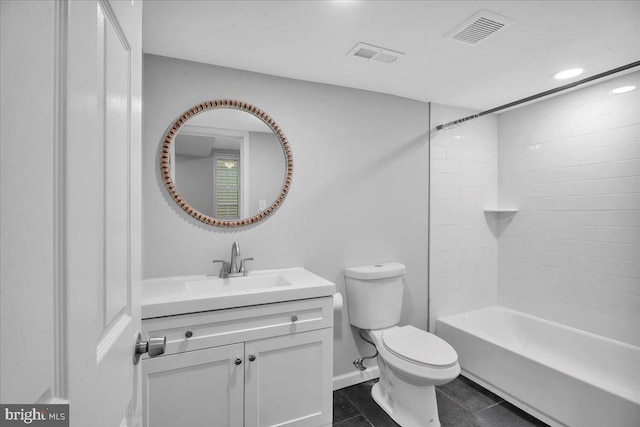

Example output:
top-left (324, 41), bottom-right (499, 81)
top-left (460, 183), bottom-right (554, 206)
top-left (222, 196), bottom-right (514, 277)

top-left (142, 268), bottom-right (336, 318)
top-left (184, 273), bottom-right (291, 296)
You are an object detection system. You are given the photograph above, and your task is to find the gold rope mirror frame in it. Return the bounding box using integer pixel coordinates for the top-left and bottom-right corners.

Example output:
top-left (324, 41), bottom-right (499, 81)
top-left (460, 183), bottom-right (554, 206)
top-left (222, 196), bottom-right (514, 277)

top-left (160, 100), bottom-right (293, 227)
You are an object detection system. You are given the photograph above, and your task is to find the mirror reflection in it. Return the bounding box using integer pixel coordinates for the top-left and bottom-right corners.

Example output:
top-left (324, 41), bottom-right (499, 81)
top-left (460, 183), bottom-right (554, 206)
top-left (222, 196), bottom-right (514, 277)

top-left (169, 108), bottom-right (286, 220)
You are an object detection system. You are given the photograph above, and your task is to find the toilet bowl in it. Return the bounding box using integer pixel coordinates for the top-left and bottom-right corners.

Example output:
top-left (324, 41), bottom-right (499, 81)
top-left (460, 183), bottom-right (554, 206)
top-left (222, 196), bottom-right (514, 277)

top-left (345, 263), bottom-right (460, 427)
top-left (369, 325), bottom-right (460, 385)
top-left (366, 326), bottom-right (460, 427)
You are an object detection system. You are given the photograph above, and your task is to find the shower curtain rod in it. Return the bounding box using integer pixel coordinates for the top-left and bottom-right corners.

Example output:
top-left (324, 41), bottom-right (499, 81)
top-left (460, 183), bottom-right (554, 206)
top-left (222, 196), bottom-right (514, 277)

top-left (435, 60), bottom-right (640, 131)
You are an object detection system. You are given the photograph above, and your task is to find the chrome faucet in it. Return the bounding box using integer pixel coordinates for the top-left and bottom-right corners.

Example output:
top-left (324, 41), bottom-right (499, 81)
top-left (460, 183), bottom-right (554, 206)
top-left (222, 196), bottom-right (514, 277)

top-left (230, 242), bottom-right (241, 274)
top-left (212, 242), bottom-right (253, 278)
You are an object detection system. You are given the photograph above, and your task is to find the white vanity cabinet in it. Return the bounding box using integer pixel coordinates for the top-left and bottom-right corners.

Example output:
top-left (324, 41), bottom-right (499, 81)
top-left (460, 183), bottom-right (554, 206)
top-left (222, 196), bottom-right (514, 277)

top-left (141, 296), bottom-right (333, 427)
top-left (142, 343), bottom-right (245, 427)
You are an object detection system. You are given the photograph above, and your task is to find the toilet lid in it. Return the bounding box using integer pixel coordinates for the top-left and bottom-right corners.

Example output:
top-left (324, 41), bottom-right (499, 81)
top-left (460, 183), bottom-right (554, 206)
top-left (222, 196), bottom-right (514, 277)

top-left (382, 326), bottom-right (458, 368)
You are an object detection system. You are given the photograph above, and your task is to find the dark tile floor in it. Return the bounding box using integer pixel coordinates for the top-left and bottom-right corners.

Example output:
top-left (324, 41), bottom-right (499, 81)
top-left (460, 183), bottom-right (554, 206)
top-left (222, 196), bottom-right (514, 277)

top-left (333, 376), bottom-right (549, 427)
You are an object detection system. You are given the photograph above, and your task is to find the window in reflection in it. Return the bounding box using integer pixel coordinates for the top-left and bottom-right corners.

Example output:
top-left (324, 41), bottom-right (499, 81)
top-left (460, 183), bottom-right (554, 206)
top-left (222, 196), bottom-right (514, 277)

top-left (214, 154), bottom-right (240, 219)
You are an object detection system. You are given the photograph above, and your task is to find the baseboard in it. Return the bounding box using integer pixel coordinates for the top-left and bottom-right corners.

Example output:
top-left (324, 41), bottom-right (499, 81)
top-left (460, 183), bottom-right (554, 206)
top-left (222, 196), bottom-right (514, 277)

top-left (332, 366), bottom-right (380, 391)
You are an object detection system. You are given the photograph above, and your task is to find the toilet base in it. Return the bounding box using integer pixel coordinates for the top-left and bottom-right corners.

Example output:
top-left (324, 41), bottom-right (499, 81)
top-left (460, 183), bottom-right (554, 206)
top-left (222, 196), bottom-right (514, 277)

top-left (370, 359), bottom-right (441, 427)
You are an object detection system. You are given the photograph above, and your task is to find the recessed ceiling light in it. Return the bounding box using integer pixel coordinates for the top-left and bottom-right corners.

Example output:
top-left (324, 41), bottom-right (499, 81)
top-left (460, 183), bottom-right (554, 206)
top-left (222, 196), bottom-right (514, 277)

top-left (553, 68), bottom-right (584, 80)
top-left (611, 85), bottom-right (636, 94)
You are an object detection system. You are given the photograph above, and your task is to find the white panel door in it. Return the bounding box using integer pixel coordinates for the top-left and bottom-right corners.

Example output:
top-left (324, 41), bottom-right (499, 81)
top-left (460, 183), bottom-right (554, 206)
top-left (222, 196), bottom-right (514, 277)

top-left (65, 0), bottom-right (142, 426)
top-left (142, 344), bottom-right (245, 427)
top-left (0, 0), bottom-right (142, 422)
top-left (244, 329), bottom-right (333, 427)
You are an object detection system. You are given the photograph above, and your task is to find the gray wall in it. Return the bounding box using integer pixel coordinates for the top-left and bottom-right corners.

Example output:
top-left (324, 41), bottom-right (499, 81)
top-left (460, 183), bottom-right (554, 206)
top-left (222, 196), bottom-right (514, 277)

top-left (143, 54), bottom-right (430, 380)
top-left (175, 154), bottom-right (215, 217)
top-left (248, 130), bottom-right (285, 216)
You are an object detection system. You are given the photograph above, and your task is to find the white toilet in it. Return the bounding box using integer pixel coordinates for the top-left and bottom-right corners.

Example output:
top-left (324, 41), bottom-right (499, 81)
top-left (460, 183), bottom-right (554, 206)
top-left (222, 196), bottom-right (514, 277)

top-left (345, 262), bottom-right (460, 427)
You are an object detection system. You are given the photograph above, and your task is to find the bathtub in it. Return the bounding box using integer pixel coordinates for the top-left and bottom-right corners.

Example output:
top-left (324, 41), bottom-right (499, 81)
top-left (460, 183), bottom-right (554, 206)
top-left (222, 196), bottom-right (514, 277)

top-left (436, 306), bottom-right (640, 427)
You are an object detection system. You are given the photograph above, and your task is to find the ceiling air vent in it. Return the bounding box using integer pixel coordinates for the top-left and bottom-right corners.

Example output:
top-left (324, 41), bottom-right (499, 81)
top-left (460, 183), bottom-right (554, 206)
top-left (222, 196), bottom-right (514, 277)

top-left (347, 42), bottom-right (404, 64)
top-left (445, 10), bottom-right (514, 45)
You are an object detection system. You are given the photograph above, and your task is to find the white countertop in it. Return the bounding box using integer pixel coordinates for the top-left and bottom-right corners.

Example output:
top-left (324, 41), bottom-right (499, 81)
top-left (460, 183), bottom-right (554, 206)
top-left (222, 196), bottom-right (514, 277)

top-left (142, 267), bottom-right (336, 318)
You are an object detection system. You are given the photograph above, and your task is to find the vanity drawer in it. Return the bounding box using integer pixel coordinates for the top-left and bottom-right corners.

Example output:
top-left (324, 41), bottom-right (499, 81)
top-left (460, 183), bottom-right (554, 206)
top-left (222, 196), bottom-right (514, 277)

top-left (142, 296), bottom-right (333, 357)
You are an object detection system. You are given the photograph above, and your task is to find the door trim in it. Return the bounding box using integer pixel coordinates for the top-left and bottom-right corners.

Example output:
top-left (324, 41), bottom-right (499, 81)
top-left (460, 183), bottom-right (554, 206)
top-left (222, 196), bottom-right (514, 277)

top-left (49, 0), bottom-right (68, 404)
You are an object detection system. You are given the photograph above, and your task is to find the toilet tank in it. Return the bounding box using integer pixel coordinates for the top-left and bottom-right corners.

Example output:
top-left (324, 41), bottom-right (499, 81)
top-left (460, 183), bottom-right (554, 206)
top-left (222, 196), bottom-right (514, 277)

top-left (345, 262), bottom-right (406, 330)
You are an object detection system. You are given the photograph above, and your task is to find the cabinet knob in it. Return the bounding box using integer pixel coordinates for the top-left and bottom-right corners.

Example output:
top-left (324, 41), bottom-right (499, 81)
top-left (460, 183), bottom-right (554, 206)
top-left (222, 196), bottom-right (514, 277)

top-left (234, 358), bottom-right (242, 365)
top-left (185, 330), bottom-right (193, 338)
top-left (248, 354), bottom-right (256, 362)
top-left (291, 314), bottom-right (298, 322)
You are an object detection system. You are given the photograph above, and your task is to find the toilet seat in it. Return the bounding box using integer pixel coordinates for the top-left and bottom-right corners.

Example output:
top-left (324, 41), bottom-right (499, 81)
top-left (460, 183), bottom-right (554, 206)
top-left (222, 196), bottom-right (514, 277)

top-left (382, 325), bottom-right (458, 369)
top-left (367, 326), bottom-right (460, 386)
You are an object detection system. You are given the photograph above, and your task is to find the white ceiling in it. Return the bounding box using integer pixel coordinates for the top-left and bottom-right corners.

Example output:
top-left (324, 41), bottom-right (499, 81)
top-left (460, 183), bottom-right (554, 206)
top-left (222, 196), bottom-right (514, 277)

top-left (143, 1), bottom-right (640, 111)
top-left (188, 109), bottom-right (273, 132)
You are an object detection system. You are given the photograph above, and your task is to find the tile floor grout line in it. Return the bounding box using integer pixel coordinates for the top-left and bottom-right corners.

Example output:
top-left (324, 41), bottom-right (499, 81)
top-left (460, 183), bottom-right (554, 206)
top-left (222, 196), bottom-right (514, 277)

top-left (354, 412), bottom-right (375, 427)
top-left (435, 388), bottom-right (475, 413)
top-left (435, 387), bottom-right (478, 413)
top-left (434, 387), bottom-right (458, 403)
top-left (340, 390), bottom-right (363, 413)
top-left (333, 413), bottom-right (372, 426)
top-left (340, 390), bottom-right (376, 427)
top-left (475, 400), bottom-right (505, 415)
top-left (436, 379), bottom-right (505, 413)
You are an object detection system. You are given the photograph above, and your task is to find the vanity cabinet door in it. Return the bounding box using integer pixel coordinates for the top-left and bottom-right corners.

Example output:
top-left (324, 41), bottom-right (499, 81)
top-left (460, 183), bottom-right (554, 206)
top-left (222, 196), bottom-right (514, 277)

top-left (142, 343), bottom-right (244, 427)
top-left (244, 328), bottom-right (333, 427)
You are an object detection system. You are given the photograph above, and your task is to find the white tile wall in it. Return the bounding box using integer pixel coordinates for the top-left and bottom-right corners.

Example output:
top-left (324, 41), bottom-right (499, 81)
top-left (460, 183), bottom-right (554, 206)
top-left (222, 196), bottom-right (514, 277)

top-left (429, 104), bottom-right (499, 331)
top-left (497, 71), bottom-right (640, 345)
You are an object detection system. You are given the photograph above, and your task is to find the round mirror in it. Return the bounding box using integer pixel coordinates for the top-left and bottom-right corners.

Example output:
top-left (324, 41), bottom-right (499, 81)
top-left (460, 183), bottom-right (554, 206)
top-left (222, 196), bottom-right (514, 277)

top-left (160, 100), bottom-right (293, 227)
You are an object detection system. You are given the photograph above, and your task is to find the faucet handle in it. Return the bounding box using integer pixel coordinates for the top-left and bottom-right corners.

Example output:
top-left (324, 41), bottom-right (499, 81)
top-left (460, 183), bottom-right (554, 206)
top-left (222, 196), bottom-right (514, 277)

top-left (240, 258), bottom-right (254, 276)
top-left (212, 260), bottom-right (230, 278)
